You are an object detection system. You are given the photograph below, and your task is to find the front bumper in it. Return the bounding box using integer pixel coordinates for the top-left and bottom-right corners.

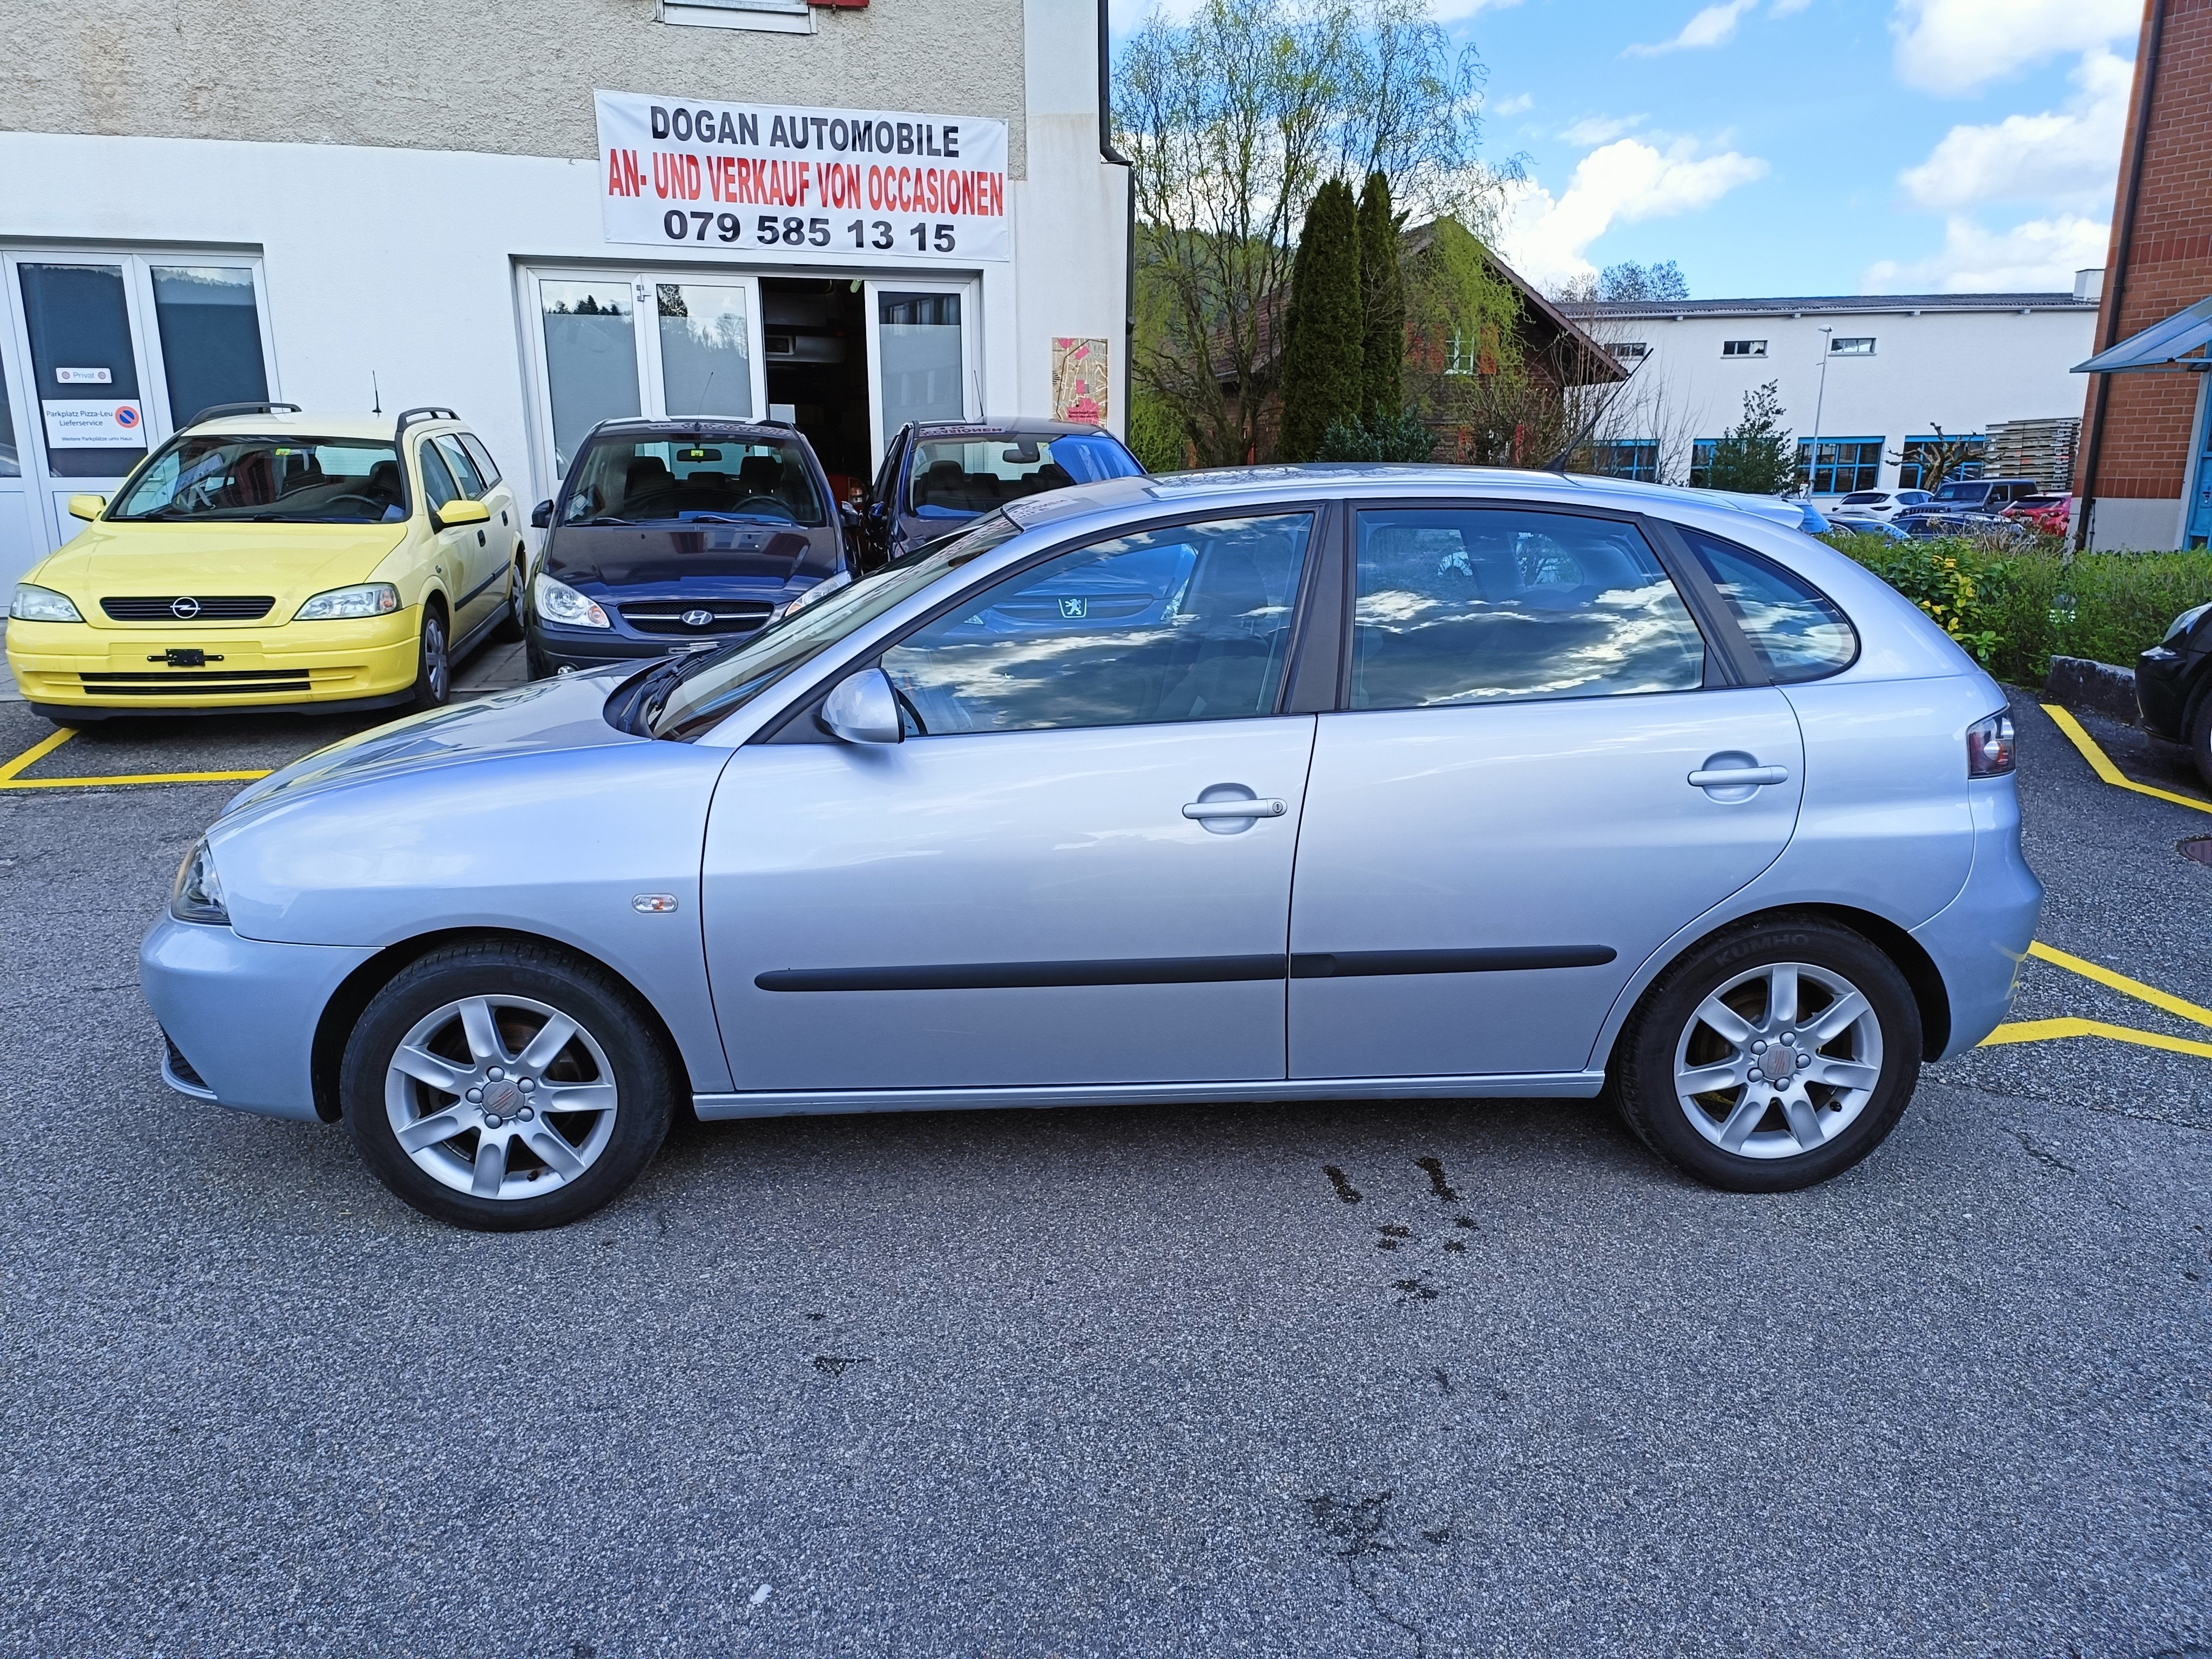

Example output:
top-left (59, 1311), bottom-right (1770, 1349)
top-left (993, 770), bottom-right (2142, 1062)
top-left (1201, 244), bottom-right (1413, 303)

top-left (527, 622), bottom-right (698, 675)
top-left (2135, 644), bottom-right (2196, 742)
top-left (7, 611), bottom-right (420, 712)
top-left (141, 915), bottom-right (379, 1121)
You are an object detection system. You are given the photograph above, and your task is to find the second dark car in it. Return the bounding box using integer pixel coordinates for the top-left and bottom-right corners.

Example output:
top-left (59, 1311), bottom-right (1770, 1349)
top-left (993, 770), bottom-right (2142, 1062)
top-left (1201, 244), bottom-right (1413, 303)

top-left (2137, 601), bottom-right (2212, 787)
top-left (860, 419), bottom-right (1144, 567)
top-left (527, 419), bottom-right (850, 675)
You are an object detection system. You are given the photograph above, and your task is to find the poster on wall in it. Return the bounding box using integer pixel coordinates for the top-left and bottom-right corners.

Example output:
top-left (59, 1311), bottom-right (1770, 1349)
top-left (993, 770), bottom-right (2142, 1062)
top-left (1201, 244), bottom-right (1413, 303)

top-left (1051, 338), bottom-right (1108, 423)
top-left (596, 90), bottom-right (1009, 264)
top-left (42, 401), bottom-right (144, 447)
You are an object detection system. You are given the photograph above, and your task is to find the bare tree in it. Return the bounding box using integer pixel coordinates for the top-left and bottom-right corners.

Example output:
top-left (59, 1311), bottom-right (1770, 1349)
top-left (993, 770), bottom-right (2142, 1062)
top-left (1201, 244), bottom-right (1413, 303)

top-left (1116, 0), bottom-right (1507, 467)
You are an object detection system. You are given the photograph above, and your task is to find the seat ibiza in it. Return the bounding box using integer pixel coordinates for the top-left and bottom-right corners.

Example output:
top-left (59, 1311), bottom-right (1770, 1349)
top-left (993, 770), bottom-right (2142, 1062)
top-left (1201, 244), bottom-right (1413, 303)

top-left (141, 467), bottom-right (2041, 1230)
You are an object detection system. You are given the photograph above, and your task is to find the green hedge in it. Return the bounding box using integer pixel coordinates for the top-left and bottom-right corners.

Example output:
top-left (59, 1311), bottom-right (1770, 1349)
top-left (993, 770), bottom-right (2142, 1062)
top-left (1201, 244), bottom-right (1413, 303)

top-left (1824, 532), bottom-right (2212, 683)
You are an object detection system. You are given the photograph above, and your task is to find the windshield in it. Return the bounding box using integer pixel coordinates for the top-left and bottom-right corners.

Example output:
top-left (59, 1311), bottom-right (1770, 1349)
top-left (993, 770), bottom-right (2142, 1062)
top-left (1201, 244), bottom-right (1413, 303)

top-left (908, 432), bottom-right (1141, 517)
top-left (651, 512), bottom-right (1027, 740)
top-left (111, 435), bottom-right (406, 522)
top-left (565, 435), bottom-right (825, 527)
top-left (1931, 481), bottom-right (1987, 502)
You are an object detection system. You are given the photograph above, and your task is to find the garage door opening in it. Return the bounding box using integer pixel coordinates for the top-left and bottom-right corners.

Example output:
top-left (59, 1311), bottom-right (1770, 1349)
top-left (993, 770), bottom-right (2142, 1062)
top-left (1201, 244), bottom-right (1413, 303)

top-left (761, 278), bottom-right (870, 503)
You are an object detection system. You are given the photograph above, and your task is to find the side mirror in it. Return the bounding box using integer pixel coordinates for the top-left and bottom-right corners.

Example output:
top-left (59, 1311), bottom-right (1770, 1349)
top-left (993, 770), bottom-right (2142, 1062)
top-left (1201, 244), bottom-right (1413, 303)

top-left (818, 667), bottom-right (903, 745)
top-left (66, 494), bottom-right (106, 522)
top-left (531, 499), bottom-right (554, 529)
top-left (435, 498), bottom-right (491, 529)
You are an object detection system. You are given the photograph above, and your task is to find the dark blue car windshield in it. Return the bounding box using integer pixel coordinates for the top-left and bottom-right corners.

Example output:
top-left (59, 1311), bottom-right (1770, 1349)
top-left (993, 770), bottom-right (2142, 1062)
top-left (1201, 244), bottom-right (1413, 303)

top-left (908, 431), bottom-right (1142, 518)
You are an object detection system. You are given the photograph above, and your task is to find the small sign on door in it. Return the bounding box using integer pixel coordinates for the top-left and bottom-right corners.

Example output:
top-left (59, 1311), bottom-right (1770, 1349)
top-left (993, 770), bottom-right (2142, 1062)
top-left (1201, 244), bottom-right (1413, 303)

top-left (42, 400), bottom-right (145, 447)
top-left (55, 367), bottom-right (113, 385)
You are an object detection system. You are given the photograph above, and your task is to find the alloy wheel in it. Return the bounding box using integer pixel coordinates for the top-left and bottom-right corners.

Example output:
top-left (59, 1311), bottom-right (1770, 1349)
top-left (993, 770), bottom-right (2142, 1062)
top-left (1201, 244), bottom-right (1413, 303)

top-left (1671, 961), bottom-right (1884, 1160)
top-left (423, 615), bottom-right (450, 702)
top-left (383, 994), bottom-right (618, 1199)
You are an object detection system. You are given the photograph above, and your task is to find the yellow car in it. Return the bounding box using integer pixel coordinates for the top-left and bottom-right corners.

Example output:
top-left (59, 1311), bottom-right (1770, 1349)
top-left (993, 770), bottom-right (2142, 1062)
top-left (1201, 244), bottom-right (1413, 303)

top-left (5, 403), bottom-right (529, 724)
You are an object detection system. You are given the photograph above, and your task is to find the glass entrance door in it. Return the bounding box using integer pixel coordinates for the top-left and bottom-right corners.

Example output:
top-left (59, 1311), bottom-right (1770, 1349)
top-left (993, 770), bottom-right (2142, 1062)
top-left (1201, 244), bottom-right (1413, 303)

top-left (524, 269), bottom-right (767, 489)
top-left (865, 279), bottom-right (978, 460)
top-left (0, 249), bottom-right (273, 573)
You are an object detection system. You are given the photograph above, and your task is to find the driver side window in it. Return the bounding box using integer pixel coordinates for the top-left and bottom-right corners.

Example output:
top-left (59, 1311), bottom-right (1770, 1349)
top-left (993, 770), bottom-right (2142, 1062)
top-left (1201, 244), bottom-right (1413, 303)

top-left (419, 442), bottom-right (460, 514)
top-left (880, 512), bottom-right (1314, 735)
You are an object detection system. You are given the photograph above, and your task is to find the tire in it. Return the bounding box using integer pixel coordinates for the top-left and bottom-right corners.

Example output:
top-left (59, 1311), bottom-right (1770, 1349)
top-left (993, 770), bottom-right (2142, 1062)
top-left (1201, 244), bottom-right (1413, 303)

top-left (489, 560), bottom-right (527, 644)
top-left (1610, 914), bottom-right (1921, 1193)
top-left (2189, 692), bottom-right (2212, 795)
top-left (409, 602), bottom-right (452, 711)
top-left (339, 940), bottom-right (677, 1230)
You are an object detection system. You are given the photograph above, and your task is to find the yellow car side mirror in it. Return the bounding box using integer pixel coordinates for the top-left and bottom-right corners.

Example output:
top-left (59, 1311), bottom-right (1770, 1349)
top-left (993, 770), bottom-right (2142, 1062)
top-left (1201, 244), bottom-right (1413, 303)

top-left (434, 498), bottom-right (491, 529)
top-left (66, 494), bottom-right (107, 522)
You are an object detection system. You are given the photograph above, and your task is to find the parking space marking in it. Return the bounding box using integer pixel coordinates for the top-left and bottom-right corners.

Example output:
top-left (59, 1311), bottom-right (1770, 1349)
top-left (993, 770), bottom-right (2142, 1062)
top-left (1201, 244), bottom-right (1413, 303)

top-left (2042, 703), bottom-right (2212, 816)
top-left (0, 727), bottom-right (273, 791)
top-left (1981, 938), bottom-right (2212, 1059)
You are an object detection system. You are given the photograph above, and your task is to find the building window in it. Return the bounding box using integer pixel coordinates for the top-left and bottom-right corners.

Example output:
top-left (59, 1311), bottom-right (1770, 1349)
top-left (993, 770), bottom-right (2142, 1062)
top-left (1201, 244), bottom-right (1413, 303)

top-left (1586, 440), bottom-right (1660, 482)
top-left (1446, 335), bottom-right (1476, 376)
top-left (1689, 439), bottom-right (1718, 489)
top-left (1795, 437), bottom-right (1884, 495)
top-left (1722, 339), bottom-right (1766, 357)
top-left (1610, 341), bottom-right (1650, 360)
top-left (1831, 336), bottom-right (1875, 355)
top-left (1897, 434), bottom-right (1987, 491)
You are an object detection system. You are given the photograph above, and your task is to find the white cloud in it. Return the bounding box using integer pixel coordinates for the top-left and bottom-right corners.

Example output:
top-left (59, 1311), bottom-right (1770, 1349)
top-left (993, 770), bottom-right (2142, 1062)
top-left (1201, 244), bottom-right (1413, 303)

top-left (1899, 48), bottom-right (2129, 212)
top-left (1890, 0), bottom-right (2139, 93)
top-left (1557, 113), bottom-right (1644, 146)
top-left (1491, 92), bottom-right (1534, 118)
top-left (1498, 137), bottom-right (1769, 289)
top-left (1429, 0), bottom-right (1523, 20)
top-left (1862, 213), bottom-right (2110, 292)
top-left (1628, 1), bottom-right (1757, 55)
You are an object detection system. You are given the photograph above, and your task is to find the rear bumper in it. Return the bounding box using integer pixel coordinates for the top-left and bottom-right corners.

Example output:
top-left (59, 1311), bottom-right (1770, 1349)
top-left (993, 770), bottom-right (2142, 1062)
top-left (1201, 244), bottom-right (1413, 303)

top-left (140, 915), bottom-right (378, 1121)
top-left (1910, 778), bottom-right (2044, 1060)
top-left (7, 612), bottom-right (419, 711)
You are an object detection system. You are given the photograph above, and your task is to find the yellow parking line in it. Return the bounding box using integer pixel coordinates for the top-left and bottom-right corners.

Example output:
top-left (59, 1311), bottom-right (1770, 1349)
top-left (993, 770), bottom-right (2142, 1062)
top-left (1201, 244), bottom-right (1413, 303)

top-left (0, 725), bottom-right (273, 790)
top-left (2041, 703), bottom-right (2212, 815)
top-left (1980, 1017), bottom-right (2212, 1061)
top-left (2027, 938), bottom-right (2212, 1029)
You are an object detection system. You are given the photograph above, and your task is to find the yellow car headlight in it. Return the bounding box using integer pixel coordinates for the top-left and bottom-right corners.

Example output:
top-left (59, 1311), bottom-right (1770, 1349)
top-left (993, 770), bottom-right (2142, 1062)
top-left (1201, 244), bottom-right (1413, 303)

top-left (294, 582), bottom-right (401, 622)
top-left (9, 583), bottom-right (84, 623)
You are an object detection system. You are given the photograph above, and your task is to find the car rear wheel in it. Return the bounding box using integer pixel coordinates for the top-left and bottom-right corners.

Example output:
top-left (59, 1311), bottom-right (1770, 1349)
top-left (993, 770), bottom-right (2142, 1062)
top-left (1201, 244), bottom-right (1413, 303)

top-left (1611, 915), bottom-right (1920, 1192)
top-left (409, 604), bottom-right (451, 711)
top-left (489, 561), bottom-right (527, 644)
top-left (340, 941), bottom-right (675, 1230)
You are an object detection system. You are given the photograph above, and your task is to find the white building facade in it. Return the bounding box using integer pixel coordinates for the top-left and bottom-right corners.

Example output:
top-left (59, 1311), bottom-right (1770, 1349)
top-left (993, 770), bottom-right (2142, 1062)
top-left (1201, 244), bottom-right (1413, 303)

top-left (1557, 290), bottom-right (2099, 498)
top-left (0, 0), bottom-right (1129, 580)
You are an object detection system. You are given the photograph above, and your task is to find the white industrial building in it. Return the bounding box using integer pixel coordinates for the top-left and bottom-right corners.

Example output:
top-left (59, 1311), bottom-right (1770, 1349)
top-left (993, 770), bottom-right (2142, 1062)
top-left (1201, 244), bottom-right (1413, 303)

top-left (0, 0), bottom-right (1129, 581)
top-left (1559, 280), bottom-right (2102, 498)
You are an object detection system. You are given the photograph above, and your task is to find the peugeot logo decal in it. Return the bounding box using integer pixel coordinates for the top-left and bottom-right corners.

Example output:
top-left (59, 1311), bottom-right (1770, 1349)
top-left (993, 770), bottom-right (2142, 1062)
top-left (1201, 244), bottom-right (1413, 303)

top-left (170, 597), bottom-right (201, 619)
top-left (1058, 596), bottom-right (1088, 619)
top-left (681, 608), bottom-right (714, 628)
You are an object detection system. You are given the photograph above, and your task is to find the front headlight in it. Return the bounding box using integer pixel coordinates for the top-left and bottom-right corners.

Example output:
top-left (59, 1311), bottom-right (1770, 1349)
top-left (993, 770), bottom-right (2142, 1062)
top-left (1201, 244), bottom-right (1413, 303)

top-left (293, 582), bottom-right (401, 622)
top-left (9, 583), bottom-right (84, 623)
top-left (2162, 603), bottom-right (2212, 645)
top-left (534, 573), bottom-right (611, 629)
top-left (170, 839), bottom-right (230, 926)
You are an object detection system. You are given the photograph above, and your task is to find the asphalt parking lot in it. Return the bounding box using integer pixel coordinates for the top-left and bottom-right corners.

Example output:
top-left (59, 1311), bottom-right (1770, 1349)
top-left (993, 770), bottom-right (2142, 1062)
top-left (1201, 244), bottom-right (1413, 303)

top-left (0, 667), bottom-right (2208, 1658)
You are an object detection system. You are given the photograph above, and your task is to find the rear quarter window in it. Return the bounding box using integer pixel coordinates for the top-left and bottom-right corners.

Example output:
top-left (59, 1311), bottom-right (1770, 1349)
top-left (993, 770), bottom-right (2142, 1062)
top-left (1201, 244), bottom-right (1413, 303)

top-left (1680, 527), bottom-right (1858, 682)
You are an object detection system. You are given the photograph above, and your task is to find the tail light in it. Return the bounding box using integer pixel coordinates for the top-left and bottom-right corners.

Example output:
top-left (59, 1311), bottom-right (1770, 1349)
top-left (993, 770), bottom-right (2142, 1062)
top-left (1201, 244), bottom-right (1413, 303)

top-left (1967, 711), bottom-right (2015, 778)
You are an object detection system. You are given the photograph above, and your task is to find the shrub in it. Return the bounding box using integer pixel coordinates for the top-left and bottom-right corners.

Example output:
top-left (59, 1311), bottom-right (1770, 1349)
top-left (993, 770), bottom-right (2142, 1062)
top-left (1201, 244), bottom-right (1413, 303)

top-left (1314, 407), bottom-right (1438, 463)
top-left (1824, 532), bottom-right (2212, 684)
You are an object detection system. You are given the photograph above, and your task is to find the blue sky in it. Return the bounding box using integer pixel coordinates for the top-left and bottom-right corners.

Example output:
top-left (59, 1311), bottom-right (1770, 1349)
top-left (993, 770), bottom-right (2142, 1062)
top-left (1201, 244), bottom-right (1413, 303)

top-left (1106, 0), bottom-right (2144, 300)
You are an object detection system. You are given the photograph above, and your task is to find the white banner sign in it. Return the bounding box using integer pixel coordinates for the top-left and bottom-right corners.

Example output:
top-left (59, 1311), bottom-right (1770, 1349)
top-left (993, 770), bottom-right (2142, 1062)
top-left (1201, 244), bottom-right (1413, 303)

top-left (43, 400), bottom-right (144, 447)
top-left (595, 90), bottom-right (1009, 264)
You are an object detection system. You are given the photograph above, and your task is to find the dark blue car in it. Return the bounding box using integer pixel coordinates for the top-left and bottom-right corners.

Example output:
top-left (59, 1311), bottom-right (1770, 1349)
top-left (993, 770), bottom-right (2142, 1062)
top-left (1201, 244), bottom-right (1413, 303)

top-left (526, 418), bottom-right (851, 675)
top-left (860, 419), bottom-right (1145, 567)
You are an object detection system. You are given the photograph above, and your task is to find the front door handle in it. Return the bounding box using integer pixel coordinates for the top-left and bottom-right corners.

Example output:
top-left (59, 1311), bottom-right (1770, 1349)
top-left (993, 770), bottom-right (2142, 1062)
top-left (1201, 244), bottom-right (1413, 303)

top-left (1687, 765), bottom-right (1790, 787)
top-left (1182, 798), bottom-right (1288, 820)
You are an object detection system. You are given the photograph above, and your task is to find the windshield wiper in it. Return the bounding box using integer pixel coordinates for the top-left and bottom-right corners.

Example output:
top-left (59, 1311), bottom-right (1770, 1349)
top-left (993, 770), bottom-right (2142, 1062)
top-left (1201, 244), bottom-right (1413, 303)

top-left (586, 515), bottom-right (632, 527)
top-left (615, 646), bottom-right (737, 738)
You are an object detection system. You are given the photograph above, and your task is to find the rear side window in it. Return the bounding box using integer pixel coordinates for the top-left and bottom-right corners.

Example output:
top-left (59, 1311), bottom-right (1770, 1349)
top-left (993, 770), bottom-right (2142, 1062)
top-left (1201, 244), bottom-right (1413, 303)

top-left (457, 432), bottom-right (501, 488)
top-left (434, 434), bottom-right (486, 500)
top-left (1680, 528), bottom-right (1857, 682)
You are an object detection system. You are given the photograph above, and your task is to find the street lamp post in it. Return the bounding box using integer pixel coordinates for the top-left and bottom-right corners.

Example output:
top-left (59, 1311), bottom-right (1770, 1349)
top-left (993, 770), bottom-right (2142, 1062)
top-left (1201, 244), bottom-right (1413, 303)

top-left (1808, 325), bottom-right (1833, 497)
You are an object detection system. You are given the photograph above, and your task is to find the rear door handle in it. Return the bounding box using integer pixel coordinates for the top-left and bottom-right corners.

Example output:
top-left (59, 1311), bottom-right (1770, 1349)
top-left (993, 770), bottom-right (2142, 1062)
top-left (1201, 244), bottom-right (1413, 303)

top-left (1687, 766), bottom-right (1790, 787)
top-left (1183, 798), bottom-right (1287, 820)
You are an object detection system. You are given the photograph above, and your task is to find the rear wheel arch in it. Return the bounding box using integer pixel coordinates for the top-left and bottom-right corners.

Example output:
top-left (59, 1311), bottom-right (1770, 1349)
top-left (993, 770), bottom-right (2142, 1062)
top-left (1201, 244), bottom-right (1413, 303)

top-left (309, 927), bottom-right (693, 1122)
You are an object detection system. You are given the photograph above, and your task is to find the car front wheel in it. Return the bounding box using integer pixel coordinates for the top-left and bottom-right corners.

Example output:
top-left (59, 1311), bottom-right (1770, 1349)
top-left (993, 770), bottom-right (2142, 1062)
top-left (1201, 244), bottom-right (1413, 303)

top-left (409, 604), bottom-right (451, 711)
top-left (340, 941), bottom-right (676, 1230)
top-left (1611, 915), bottom-right (1921, 1192)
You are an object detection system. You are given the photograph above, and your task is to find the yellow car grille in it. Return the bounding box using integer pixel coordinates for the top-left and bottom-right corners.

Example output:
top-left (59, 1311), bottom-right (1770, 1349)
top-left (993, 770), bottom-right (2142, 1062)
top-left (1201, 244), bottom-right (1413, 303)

top-left (99, 596), bottom-right (277, 622)
top-left (76, 667), bottom-right (360, 697)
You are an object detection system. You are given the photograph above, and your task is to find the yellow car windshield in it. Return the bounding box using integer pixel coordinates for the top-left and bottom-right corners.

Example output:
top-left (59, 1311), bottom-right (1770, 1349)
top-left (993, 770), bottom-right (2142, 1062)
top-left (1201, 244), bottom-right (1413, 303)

top-left (111, 435), bottom-right (407, 524)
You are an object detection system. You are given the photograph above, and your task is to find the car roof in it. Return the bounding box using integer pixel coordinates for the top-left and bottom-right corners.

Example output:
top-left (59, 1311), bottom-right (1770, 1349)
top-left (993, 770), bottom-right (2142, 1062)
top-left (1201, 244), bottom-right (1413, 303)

top-left (582, 416), bottom-right (823, 456)
top-left (184, 411), bottom-right (431, 442)
top-left (910, 419), bottom-right (1111, 439)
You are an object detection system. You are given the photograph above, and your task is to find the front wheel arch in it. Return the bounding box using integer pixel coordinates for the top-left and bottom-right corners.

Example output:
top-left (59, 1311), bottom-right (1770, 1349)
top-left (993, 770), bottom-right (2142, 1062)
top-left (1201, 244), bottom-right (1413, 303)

top-left (309, 927), bottom-right (693, 1122)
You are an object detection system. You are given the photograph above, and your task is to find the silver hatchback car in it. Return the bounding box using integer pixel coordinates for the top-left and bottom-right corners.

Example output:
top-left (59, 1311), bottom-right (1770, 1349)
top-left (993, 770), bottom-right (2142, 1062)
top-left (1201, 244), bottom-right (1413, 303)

top-left (143, 467), bottom-right (2041, 1230)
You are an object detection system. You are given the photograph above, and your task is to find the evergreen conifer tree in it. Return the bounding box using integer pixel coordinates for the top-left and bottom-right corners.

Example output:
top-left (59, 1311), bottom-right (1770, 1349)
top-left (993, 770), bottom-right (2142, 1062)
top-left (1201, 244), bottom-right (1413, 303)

top-left (1704, 381), bottom-right (1797, 495)
top-left (1277, 179), bottom-right (1363, 462)
top-left (1357, 172), bottom-right (1405, 424)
